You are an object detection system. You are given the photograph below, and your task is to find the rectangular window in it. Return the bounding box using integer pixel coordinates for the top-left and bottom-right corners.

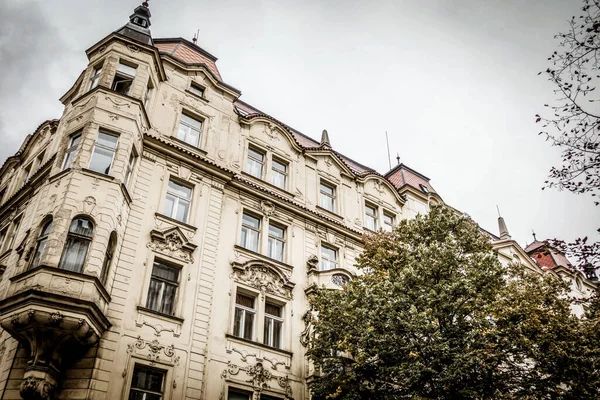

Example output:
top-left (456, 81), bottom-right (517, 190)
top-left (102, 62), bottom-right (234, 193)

top-left (112, 62), bottom-right (137, 95)
top-left (163, 179), bottom-right (192, 223)
top-left (228, 389), bottom-right (252, 400)
top-left (319, 181), bottom-right (335, 212)
top-left (62, 133), bottom-right (81, 170)
top-left (246, 147), bottom-right (265, 179)
top-left (128, 364), bottom-right (165, 400)
top-left (320, 244), bottom-right (338, 271)
top-left (36, 150), bottom-right (46, 171)
top-left (383, 213), bottom-right (394, 232)
top-left (146, 261), bottom-right (180, 315)
top-left (365, 203), bottom-right (378, 231)
top-left (90, 64), bottom-right (102, 90)
top-left (89, 131), bottom-right (119, 175)
top-left (0, 226), bottom-right (8, 253)
top-left (267, 224), bottom-right (285, 262)
top-left (177, 113), bottom-right (202, 147)
top-left (264, 301), bottom-right (283, 348)
top-left (5, 216), bottom-right (21, 252)
top-left (240, 213), bottom-right (260, 252)
top-left (271, 158), bottom-right (288, 190)
top-left (233, 292), bottom-right (255, 340)
top-left (21, 164), bottom-right (32, 186)
top-left (124, 152), bottom-right (136, 188)
top-left (188, 82), bottom-right (204, 98)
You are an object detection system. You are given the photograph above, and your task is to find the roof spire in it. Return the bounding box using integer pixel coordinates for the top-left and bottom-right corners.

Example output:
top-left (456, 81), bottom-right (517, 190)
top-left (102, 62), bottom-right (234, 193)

top-left (532, 229), bottom-right (537, 241)
top-left (320, 129), bottom-right (331, 148)
top-left (396, 153), bottom-right (400, 165)
top-left (115, 1), bottom-right (153, 45)
top-left (496, 206), bottom-right (511, 240)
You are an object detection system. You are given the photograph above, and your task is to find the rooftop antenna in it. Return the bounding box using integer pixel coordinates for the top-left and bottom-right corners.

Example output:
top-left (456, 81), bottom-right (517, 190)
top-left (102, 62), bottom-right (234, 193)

top-left (385, 131), bottom-right (391, 170)
top-left (192, 29), bottom-right (199, 44)
top-left (396, 153), bottom-right (400, 166)
top-left (496, 205), bottom-right (501, 217)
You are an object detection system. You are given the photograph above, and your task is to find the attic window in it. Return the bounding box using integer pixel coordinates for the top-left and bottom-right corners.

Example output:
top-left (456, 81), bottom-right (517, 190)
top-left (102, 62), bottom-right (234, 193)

top-left (188, 82), bottom-right (205, 98)
top-left (111, 62), bottom-right (137, 95)
top-left (419, 184), bottom-right (429, 194)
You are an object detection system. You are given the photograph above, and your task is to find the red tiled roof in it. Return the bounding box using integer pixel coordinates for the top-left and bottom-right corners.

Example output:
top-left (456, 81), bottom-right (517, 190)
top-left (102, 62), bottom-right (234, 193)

top-left (385, 164), bottom-right (437, 194)
top-left (525, 240), bottom-right (574, 271)
top-left (155, 39), bottom-right (222, 80)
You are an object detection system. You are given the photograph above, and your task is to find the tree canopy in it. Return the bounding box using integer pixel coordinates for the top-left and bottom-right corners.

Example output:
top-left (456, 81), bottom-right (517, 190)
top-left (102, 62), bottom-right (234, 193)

top-left (307, 206), bottom-right (600, 399)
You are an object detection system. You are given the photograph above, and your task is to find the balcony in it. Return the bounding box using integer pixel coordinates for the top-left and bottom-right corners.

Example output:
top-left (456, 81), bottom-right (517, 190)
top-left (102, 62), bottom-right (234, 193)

top-left (0, 266), bottom-right (111, 400)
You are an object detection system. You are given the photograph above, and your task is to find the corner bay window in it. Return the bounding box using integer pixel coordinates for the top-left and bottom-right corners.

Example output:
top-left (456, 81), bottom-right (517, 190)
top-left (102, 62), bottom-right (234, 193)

top-left (267, 224), bottom-right (285, 262)
top-left (365, 203), bottom-right (378, 231)
top-left (59, 217), bottom-right (94, 273)
top-left (89, 131), bottom-right (118, 175)
top-left (163, 179), bottom-right (192, 223)
top-left (177, 113), bottom-right (202, 147)
top-left (319, 181), bottom-right (335, 212)
top-left (62, 133), bottom-right (81, 170)
top-left (271, 158), bottom-right (287, 190)
top-left (146, 260), bottom-right (179, 315)
top-left (320, 244), bottom-right (338, 271)
top-left (128, 364), bottom-right (165, 400)
top-left (246, 147), bottom-right (265, 179)
top-left (31, 219), bottom-right (52, 268)
top-left (112, 62), bottom-right (137, 95)
top-left (240, 213), bottom-right (260, 252)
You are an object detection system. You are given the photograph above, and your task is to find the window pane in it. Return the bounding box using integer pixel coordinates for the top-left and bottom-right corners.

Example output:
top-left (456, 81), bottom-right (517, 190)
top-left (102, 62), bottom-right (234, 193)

top-left (319, 195), bottom-right (334, 212)
top-left (248, 148), bottom-right (264, 162)
top-left (228, 389), bottom-right (251, 400)
top-left (189, 85), bottom-right (204, 97)
top-left (242, 214), bottom-right (260, 229)
top-left (97, 132), bottom-right (118, 148)
top-left (320, 183), bottom-right (333, 196)
top-left (69, 218), bottom-right (94, 237)
top-left (243, 229), bottom-right (259, 252)
top-left (272, 159), bottom-right (286, 173)
top-left (265, 302), bottom-right (281, 317)
top-left (246, 159), bottom-right (263, 179)
top-left (131, 366), bottom-right (163, 391)
top-left (365, 215), bottom-right (377, 231)
top-left (160, 283), bottom-right (177, 314)
top-left (163, 194), bottom-right (175, 218)
top-left (89, 146), bottom-right (115, 174)
top-left (59, 237), bottom-right (89, 273)
top-left (117, 63), bottom-right (137, 77)
top-left (268, 238), bottom-right (284, 261)
top-left (146, 279), bottom-right (162, 311)
top-left (180, 114), bottom-right (202, 130)
top-left (71, 134), bottom-right (81, 148)
top-left (168, 181), bottom-right (192, 199)
top-left (31, 239), bottom-right (47, 268)
top-left (233, 308), bottom-right (243, 337)
top-left (236, 293), bottom-right (255, 308)
top-left (243, 311), bottom-right (254, 340)
top-left (269, 225), bottom-right (284, 239)
top-left (152, 262), bottom-right (179, 282)
top-left (174, 199), bottom-right (190, 222)
top-left (271, 170), bottom-right (286, 189)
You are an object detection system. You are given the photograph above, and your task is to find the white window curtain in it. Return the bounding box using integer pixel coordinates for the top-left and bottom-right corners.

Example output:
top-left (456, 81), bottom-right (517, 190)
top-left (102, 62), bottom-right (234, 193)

top-left (31, 219), bottom-right (52, 269)
top-left (59, 218), bottom-right (94, 273)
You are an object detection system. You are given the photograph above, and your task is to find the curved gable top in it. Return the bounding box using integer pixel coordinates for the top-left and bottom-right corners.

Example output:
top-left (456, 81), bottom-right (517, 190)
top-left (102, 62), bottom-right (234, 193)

top-left (0, 120), bottom-right (58, 176)
top-left (360, 173), bottom-right (406, 204)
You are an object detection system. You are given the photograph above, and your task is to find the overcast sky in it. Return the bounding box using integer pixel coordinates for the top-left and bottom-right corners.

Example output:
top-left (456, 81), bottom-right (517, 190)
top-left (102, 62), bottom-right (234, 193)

top-left (0, 0), bottom-right (597, 248)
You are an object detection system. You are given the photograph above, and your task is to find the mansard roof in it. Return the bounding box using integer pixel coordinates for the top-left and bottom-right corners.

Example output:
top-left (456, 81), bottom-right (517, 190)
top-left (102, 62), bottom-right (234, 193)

top-left (154, 38), bottom-right (222, 80)
top-left (385, 163), bottom-right (437, 194)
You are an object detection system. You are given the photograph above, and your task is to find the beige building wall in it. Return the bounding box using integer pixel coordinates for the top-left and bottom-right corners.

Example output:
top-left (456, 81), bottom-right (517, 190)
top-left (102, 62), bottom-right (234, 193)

top-left (0, 6), bottom-right (595, 400)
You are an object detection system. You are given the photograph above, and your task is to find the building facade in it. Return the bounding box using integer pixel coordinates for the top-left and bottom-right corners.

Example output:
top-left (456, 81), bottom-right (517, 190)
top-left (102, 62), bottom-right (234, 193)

top-left (0, 3), bottom-right (595, 400)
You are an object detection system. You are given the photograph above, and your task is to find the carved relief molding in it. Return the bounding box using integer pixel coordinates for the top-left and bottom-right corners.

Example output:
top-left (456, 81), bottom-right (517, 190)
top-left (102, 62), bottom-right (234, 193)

top-left (147, 227), bottom-right (197, 263)
top-left (231, 260), bottom-right (295, 300)
top-left (221, 361), bottom-right (293, 398)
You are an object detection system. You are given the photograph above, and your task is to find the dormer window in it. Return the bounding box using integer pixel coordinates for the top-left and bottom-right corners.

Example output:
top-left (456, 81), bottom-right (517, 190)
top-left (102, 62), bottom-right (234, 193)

top-left (419, 184), bottom-right (430, 194)
top-left (111, 62), bottom-right (137, 95)
top-left (188, 82), bottom-right (205, 98)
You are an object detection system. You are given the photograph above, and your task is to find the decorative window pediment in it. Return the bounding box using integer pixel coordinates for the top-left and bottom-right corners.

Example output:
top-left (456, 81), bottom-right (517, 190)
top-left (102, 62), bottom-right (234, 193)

top-left (147, 227), bottom-right (196, 263)
top-left (231, 260), bottom-right (295, 300)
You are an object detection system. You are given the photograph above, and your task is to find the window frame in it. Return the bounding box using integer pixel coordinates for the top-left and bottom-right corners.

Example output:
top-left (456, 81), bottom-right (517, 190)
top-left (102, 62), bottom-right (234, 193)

top-left (245, 146), bottom-right (266, 180)
top-left (124, 151), bottom-right (137, 188)
top-left (188, 82), bottom-right (205, 98)
top-left (263, 300), bottom-right (284, 348)
top-left (267, 223), bottom-right (286, 262)
top-left (320, 243), bottom-right (338, 271)
top-left (319, 180), bottom-right (336, 213)
top-left (233, 290), bottom-right (256, 341)
top-left (163, 178), bottom-right (193, 223)
top-left (0, 225), bottom-right (9, 254)
top-left (240, 212), bottom-right (261, 253)
top-left (30, 219), bottom-right (52, 269)
top-left (364, 202), bottom-right (378, 231)
top-left (88, 130), bottom-right (119, 175)
top-left (89, 63), bottom-right (103, 90)
top-left (127, 363), bottom-right (167, 400)
top-left (111, 61), bottom-right (137, 96)
top-left (145, 258), bottom-right (181, 316)
top-left (270, 157), bottom-right (288, 190)
top-left (176, 112), bottom-right (203, 148)
top-left (383, 212), bottom-right (395, 232)
top-left (62, 132), bottom-right (82, 171)
top-left (58, 216), bottom-right (94, 273)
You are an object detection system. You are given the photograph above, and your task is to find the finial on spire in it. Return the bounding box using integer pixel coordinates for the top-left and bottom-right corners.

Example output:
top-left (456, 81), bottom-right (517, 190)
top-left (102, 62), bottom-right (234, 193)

top-left (532, 229), bottom-right (537, 241)
top-left (496, 206), bottom-right (511, 240)
top-left (320, 129), bottom-right (331, 148)
top-left (192, 29), bottom-right (199, 44)
top-left (142, 1), bottom-right (149, 7)
top-left (396, 153), bottom-right (400, 165)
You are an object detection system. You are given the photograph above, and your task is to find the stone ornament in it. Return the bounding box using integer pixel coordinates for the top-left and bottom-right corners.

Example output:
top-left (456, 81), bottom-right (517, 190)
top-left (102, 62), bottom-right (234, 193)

top-left (231, 260), bottom-right (295, 300)
top-left (126, 336), bottom-right (180, 366)
top-left (259, 200), bottom-right (275, 218)
top-left (147, 227), bottom-right (197, 263)
top-left (221, 361), bottom-right (293, 398)
top-left (21, 376), bottom-right (56, 400)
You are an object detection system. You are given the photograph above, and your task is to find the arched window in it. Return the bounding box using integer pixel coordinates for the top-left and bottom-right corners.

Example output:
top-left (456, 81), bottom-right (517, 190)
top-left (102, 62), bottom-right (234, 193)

top-left (59, 217), bottom-right (94, 273)
top-left (30, 219), bottom-right (52, 268)
top-left (101, 232), bottom-right (117, 284)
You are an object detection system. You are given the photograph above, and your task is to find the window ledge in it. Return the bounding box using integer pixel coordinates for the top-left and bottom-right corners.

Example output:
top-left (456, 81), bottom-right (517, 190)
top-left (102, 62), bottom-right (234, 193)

top-left (225, 334), bottom-right (293, 357)
top-left (316, 206), bottom-right (343, 220)
top-left (154, 213), bottom-right (198, 232)
top-left (233, 245), bottom-right (294, 271)
top-left (48, 168), bottom-right (71, 184)
top-left (170, 137), bottom-right (208, 156)
top-left (137, 306), bottom-right (185, 324)
top-left (240, 171), bottom-right (295, 198)
top-left (81, 168), bottom-right (115, 182)
top-left (184, 89), bottom-right (209, 103)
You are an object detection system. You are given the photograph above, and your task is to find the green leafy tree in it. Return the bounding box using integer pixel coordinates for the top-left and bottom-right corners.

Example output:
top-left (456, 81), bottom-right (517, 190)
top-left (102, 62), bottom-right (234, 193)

top-left (307, 206), bottom-right (600, 399)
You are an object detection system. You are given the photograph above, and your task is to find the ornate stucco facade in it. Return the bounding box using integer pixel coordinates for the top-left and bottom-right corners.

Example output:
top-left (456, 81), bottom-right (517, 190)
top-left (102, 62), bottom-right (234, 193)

top-left (0, 4), bottom-right (596, 400)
